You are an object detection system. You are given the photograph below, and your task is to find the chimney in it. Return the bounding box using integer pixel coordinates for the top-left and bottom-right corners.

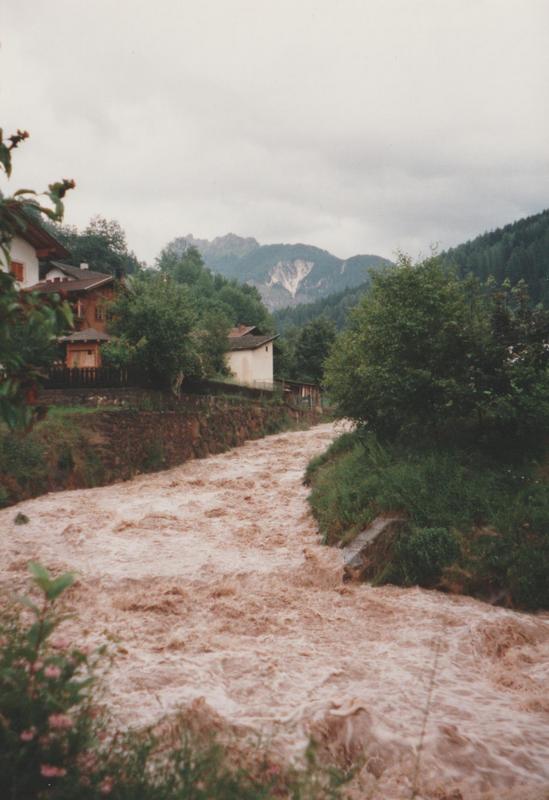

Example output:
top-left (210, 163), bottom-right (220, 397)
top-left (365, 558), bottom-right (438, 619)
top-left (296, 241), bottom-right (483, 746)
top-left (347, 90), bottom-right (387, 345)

top-left (80, 262), bottom-right (89, 270)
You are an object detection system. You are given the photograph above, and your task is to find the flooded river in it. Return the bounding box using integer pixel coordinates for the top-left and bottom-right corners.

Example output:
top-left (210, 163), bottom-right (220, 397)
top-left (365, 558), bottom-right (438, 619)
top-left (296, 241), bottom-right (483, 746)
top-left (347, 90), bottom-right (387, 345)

top-left (1, 422), bottom-right (548, 798)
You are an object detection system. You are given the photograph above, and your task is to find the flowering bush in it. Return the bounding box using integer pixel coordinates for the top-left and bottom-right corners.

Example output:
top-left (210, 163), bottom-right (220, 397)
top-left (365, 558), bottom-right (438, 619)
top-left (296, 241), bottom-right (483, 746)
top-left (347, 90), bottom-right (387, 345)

top-left (0, 564), bottom-right (346, 799)
top-left (0, 562), bottom-right (107, 798)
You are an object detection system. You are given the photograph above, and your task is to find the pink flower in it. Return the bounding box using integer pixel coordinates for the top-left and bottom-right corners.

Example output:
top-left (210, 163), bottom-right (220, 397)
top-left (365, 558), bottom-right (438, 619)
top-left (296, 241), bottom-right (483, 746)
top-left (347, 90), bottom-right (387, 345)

top-left (51, 636), bottom-right (70, 650)
top-left (48, 713), bottom-right (73, 730)
top-left (77, 750), bottom-right (98, 773)
top-left (20, 727), bottom-right (37, 742)
top-left (44, 665), bottom-right (62, 679)
top-left (40, 764), bottom-right (67, 778)
top-left (99, 776), bottom-right (114, 795)
top-left (30, 660), bottom-right (44, 674)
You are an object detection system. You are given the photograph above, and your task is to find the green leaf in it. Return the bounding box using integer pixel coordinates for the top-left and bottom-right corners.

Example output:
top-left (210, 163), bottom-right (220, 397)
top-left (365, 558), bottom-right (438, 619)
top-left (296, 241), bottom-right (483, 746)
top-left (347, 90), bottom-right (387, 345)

top-left (28, 561), bottom-right (50, 585)
top-left (46, 573), bottom-right (75, 600)
top-left (15, 595), bottom-right (40, 613)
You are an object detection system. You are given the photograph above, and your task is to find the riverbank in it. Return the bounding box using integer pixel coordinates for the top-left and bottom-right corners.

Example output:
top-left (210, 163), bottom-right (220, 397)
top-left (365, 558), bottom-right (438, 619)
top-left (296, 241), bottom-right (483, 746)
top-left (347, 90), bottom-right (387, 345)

top-left (0, 395), bottom-right (320, 507)
top-left (306, 430), bottom-right (549, 610)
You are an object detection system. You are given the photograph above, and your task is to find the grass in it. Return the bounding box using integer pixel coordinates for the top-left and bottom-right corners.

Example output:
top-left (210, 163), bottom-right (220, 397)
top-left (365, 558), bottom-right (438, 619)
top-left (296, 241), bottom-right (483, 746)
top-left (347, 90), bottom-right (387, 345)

top-left (44, 405), bottom-right (111, 417)
top-left (307, 431), bottom-right (549, 609)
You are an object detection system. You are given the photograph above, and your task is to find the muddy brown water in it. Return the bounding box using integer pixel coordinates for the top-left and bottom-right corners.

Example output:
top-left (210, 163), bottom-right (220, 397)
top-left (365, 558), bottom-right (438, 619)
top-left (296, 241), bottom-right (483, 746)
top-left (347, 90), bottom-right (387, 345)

top-left (1, 422), bottom-right (548, 799)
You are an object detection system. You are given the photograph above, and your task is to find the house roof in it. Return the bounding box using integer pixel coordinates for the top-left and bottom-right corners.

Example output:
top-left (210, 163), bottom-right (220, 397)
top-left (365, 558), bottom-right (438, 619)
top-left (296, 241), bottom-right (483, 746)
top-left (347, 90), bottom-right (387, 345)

top-left (26, 262), bottom-right (114, 294)
top-left (58, 328), bottom-right (111, 343)
top-left (228, 324), bottom-right (258, 338)
top-left (5, 205), bottom-right (70, 260)
top-left (228, 333), bottom-right (278, 351)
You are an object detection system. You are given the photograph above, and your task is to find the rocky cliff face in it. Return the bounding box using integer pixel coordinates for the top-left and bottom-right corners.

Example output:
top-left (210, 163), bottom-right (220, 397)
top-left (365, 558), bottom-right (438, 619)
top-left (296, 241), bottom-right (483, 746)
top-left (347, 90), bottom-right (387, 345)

top-left (167, 233), bottom-right (392, 310)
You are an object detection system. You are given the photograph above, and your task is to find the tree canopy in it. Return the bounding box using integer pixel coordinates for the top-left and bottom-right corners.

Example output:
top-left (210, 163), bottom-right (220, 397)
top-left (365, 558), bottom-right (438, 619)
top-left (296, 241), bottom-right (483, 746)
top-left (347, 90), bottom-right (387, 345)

top-left (106, 273), bottom-right (205, 395)
top-left (156, 245), bottom-right (273, 332)
top-left (46, 215), bottom-right (143, 276)
top-left (440, 208), bottom-right (549, 306)
top-left (325, 254), bottom-right (549, 443)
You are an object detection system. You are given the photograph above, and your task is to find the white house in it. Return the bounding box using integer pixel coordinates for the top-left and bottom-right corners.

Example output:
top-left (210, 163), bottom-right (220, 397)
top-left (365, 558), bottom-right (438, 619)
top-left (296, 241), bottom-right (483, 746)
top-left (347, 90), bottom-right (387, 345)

top-left (226, 325), bottom-right (278, 389)
top-left (0, 210), bottom-right (70, 287)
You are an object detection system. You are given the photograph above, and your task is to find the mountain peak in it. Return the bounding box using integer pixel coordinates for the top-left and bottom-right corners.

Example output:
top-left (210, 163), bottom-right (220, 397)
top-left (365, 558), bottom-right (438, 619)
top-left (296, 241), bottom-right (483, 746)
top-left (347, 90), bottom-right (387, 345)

top-left (176, 233), bottom-right (260, 260)
top-left (166, 232), bottom-right (391, 309)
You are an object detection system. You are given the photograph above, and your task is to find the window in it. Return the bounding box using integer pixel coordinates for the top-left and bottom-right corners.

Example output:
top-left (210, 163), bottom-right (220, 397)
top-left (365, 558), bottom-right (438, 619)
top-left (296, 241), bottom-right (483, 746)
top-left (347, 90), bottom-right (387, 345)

top-left (10, 261), bottom-right (24, 282)
top-left (95, 306), bottom-right (105, 321)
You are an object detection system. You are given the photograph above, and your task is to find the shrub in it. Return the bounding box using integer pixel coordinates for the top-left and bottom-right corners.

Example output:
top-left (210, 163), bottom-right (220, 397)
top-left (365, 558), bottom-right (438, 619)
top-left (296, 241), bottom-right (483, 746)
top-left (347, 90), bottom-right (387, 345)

top-left (307, 433), bottom-right (549, 608)
top-left (0, 563), bottom-right (100, 799)
top-left (392, 527), bottom-right (461, 586)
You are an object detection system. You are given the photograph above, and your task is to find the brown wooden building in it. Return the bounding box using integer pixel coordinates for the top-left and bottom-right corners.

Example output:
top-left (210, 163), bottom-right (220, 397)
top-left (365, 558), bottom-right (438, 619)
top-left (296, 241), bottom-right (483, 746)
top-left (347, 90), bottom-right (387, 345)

top-left (27, 262), bottom-right (116, 367)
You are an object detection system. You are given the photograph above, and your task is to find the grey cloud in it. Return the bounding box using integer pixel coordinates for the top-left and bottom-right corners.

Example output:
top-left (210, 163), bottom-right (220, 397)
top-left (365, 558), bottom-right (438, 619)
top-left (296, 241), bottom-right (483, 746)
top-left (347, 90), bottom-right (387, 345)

top-left (1, 0), bottom-right (548, 265)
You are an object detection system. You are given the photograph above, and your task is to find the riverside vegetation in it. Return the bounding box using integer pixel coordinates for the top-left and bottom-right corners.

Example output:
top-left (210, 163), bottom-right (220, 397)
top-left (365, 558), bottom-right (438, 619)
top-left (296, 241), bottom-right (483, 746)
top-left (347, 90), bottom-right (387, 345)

top-left (307, 255), bottom-right (549, 610)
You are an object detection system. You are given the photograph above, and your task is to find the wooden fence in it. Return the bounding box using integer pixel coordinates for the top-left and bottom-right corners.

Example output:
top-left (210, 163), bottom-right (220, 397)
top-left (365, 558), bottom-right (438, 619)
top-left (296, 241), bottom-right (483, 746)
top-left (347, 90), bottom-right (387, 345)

top-left (43, 369), bottom-right (275, 400)
top-left (44, 366), bottom-right (150, 389)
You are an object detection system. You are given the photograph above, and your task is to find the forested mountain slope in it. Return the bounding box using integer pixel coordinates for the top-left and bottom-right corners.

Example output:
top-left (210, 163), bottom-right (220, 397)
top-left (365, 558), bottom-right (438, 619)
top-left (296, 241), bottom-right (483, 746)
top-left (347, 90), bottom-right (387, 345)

top-left (273, 281), bottom-right (371, 332)
top-left (275, 209), bottom-right (549, 332)
top-left (440, 208), bottom-right (549, 304)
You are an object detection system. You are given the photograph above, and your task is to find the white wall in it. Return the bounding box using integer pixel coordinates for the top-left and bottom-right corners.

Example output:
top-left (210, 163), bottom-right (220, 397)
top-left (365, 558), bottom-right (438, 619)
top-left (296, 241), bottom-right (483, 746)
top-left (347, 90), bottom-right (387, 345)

top-left (43, 266), bottom-right (71, 282)
top-left (226, 342), bottom-right (274, 388)
top-left (0, 235), bottom-right (40, 288)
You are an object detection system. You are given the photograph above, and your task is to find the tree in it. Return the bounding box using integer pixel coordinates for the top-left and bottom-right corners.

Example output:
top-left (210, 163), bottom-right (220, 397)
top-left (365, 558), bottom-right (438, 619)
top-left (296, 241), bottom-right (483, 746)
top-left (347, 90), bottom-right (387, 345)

top-left (325, 255), bottom-right (479, 439)
top-left (325, 254), bottom-right (549, 443)
top-left (293, 317), bottom-right (336, 384)
top-left (47, 215), bottom-right (143, 275)
top-left (157, 245), bottom-right (273, 332)
top-left (0, 129), bottom-right (74, 429)
top-left (107, 273), bottom-right (205, 395)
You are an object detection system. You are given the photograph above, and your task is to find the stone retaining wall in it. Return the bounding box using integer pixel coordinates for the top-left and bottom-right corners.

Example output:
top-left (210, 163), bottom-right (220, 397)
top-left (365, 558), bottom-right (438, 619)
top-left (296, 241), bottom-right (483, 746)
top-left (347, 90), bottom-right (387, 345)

top-left (0, 397), bottom-right (321, 507)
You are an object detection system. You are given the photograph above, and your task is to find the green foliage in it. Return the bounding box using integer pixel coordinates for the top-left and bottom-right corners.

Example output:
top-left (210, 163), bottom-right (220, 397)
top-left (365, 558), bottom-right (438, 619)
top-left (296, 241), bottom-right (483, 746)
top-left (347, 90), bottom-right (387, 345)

top-left (391, 527), bottom-right (461, 586)
top-left (274, 281), bottom-right (371, 333)
top-left (440, 208), bottom-right (549, 306)
top-left (0, 565), bottom-right (99, 798)
top-left (157, 245), bottom-right (273, 332)
top-left (325, 254), bottom-right (549, 444)
top-left (325, 255), bottom-right (479, 439)
top-left (0, 128), bottom-right (75, 430)
top-left (46, 215), bottom-right (143, 276)
top-left (0, 565), bottom-right (348, 799)
top-left (108, 273), bottom-right (202, 394)
top-left (100, 337), bottom-right (138, 369)
top-left (105, 246), bottom-right (276, 391)
top-left (0, 432), bottom-right (47, 503)
top-left (105, 247), bottom-right (275, 393)
top-left (307, 432), bottom-right (549, 608)
top-left (292, 317), bottom-right (336, 384)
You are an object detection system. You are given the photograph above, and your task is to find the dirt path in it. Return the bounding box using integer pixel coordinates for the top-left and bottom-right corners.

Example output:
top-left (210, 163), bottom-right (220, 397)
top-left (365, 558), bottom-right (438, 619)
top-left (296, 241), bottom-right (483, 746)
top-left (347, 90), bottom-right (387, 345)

top-left (1, 422), bottom-right (548, 799)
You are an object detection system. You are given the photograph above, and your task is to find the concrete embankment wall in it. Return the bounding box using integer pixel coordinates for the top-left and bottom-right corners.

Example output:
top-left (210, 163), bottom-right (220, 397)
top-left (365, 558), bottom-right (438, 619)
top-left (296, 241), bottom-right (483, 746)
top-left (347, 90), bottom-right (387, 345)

top-left (0, 393), bottom-right (321, 508)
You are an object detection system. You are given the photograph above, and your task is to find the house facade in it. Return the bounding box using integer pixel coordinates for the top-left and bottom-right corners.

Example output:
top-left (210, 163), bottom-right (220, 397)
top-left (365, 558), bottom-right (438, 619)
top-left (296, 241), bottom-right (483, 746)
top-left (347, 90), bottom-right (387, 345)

top-left (27, 262), bottom-right (115, 367)
top-left (226, 325), bottom-right (278, 389)
top-left (0, 212), bottom-right (70, 288)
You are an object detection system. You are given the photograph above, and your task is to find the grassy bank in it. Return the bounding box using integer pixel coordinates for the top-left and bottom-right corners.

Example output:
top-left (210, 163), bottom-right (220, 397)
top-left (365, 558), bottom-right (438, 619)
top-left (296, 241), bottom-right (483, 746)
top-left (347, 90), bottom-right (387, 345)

top-left (0, 407), bottom-right (112, 508)
top-left (306, 431), bottom-right (549, 609)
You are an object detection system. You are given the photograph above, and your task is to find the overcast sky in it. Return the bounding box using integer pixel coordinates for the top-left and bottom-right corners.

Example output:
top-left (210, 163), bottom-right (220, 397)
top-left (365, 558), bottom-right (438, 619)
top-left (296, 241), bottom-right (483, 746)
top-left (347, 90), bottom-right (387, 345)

top-left (1, 0), bottom-right (548, 265)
